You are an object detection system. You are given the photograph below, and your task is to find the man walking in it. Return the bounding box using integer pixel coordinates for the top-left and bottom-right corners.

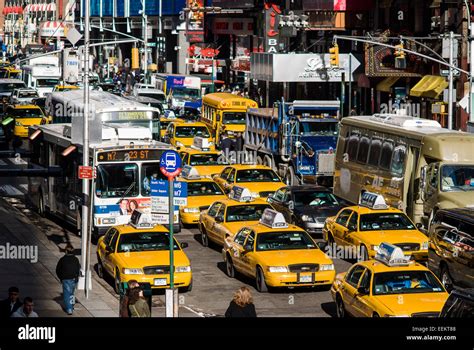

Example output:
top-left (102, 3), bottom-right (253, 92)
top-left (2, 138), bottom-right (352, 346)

top-left (0, 286), bottom-right (22, 317)
top-left (56, 245), bottom-right (81, 315)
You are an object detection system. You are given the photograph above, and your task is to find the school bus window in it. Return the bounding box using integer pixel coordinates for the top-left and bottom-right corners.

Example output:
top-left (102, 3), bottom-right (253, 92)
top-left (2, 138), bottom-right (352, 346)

top-left (380, 139), bottom-right (394, 170)
top-left (347, 132), bottom-right (360, 161)
top-left (336, 209), bottom-right (352, 226)
top-left (357, 135), bottom-right (370, 164)
top-left (391, 144), bottom-right (406, 175)
top-left (368, 137), bottom-right (382, 167)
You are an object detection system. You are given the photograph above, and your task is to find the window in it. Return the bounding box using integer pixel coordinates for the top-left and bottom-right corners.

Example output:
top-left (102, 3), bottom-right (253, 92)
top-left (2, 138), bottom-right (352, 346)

top-left (346, 132), bottom-right (360, 161)
top-left (181, 153), bottom-right (189, 165)
top-left (208, 203), bottom-right (222, 217)
top-left (141, 163), bottom-right (167, 196)
top-left (96, 164), bottom-right (139, 198)
top-left (175, 126), bottom-right (210, 138)
top-left (368, 137), bottom-right (382, 166)
top-left (104, 228), bottom-right (117, 247)
top-left (245, 232), bottom-right (256, 250)
top-left (336, 209), bottom-right (352, 227)
top-left (380, 139), bottom-right (394, 170)
top-left (109, 231), bottom-right (119, 252)
top-left (346, 265), bottom-right (366, 287)
top-left (347, 212), bottom-right (358, 231)
top-left (223, 112), bottom-right (246, 125)
top-left (357, 135), bottom-right (370, 164)
top-left (359, 270), bottom-right (372, 291)
top-left (391, 144), bottom-right (406, 175)
top-left (272, 188), bottom-right (287, 202)
top-left (429, 164), bottom-right (439, 189)
top-left (226, 204), bottom-right (272, 222)
top-left (227, 169), bottom-right (236, 183)
top-left (234, 229), bottom-right (249, 245)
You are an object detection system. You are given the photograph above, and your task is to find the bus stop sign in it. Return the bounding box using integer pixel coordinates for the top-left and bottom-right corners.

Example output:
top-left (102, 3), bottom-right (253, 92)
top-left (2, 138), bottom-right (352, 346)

top-left (160, 150), bottom-right (182, 178)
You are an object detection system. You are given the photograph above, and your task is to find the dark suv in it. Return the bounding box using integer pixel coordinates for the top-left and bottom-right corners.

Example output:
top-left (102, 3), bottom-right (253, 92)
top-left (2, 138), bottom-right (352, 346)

top-left (428, 208), bottom-right (474, 291)
top-left (439, 288), bottom-right (474, 317)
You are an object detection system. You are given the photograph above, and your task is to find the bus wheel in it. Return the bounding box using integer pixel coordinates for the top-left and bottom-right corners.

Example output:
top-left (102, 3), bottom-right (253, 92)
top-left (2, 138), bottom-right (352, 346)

top-left (284, 167), bottom-right (298, 186)
top-left (37, 192), bottom-right (45, 217)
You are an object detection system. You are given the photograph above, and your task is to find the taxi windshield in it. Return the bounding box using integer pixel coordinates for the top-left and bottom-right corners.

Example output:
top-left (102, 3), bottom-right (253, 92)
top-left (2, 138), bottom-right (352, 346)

top-left (175, 126), bottom-right (210, 138)
top-left (236, 169), bottom-right (281, 182)
top-left (117, 232), bottom-right (180, 253)
top-left (190, 154), bottom-right (226, 166)
top-left (187, 182), bottom-right (224, 196)
top-left (223, 112), bottom-right (246, 125)
top-left (8, 108), bottom-right (43, 118)
top-left (293, 191), bottom-right (339, 207)
top-left (256, 231), bottom-right (317, 251)
top-left (373, 271), bottom-right (445, 295)
top-left (226, 204), bottom-right (272, 222)
top-left (359, 213), bottom-right (415, 231)
top-left (441, 165), bottom-right (474, 192)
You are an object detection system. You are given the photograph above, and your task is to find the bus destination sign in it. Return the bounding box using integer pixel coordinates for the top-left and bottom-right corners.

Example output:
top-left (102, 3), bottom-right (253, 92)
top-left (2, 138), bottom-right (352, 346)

top-left (97, 149), bottom-right (163, 162)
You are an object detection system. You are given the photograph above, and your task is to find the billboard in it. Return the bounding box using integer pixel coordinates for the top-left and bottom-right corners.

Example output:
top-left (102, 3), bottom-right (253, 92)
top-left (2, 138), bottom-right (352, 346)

top-left (186, 0), bottom-right (205, 43)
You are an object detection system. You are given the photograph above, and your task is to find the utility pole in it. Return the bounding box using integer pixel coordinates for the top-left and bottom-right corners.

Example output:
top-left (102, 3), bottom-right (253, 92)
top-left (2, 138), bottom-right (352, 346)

top-left (142, 0), bottom-right (148, 84)
top-left (448, 31), bottom-right (454, 130)
top-left (80, 0), bottom-right (92, 298)
top-left (471, 23), bottom-right (474, 123)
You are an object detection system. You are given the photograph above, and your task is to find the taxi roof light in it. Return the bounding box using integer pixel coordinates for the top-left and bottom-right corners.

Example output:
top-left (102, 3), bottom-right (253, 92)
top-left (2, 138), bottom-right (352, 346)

top-left (129, 209), bottom-right (155, 229)
top-left (375, 242), bottom-right (412, 266)
top-left (181, 165), bottom-right (201, 179)
top-left (359, 192), bottom-right (389, 210)
top-left (259, 208), bottom-right (288, 229)
top-left (229, 186), bottom-right (255, 202)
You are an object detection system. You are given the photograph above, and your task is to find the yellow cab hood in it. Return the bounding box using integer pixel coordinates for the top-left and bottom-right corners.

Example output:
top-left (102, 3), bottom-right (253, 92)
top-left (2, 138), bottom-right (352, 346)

top-left (374, 292), bottom-right (449, 316)
top-left (186, 195), bottom-right (227, 208)
top-left (238, 182), bottom-right (285, 194)
top-left (223, 220), bottom-right (260, 235)
top-left (194, 165), bottom-right (227, 176)
top-left (256, 248), bottom-right (332, 266)
top-left (18, 118), bottom-right (43, 126)
top-left (356, 230), bottom-right (427, 246)
top-left (115, 250), bottom-right (190, 268)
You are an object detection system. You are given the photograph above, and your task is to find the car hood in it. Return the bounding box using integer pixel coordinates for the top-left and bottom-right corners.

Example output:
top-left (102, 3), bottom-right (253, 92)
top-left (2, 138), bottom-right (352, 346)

top-left (223, 220), bottom-right (260, 235)
top-left (294, 205), bottom-right (342, 218)
top-left (255, 249), bottom-right (333, 266)
top-left (115, 250), bottom-right (190, 268)
top-left (185, 195), bottom-right (227, 209)
top-left (374, 293), bottom-right (449, 316)
top-left (237, 182), bottom-right (285, 194)
top-left (355, 230), bottom-right (428, 246)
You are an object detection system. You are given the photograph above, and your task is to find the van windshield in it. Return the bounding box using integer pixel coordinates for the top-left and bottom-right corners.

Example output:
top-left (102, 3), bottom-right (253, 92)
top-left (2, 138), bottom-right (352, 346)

top-left (441, 165), bottom-right (474, 192)
top-left (36, 79), bottom-right (60, 87)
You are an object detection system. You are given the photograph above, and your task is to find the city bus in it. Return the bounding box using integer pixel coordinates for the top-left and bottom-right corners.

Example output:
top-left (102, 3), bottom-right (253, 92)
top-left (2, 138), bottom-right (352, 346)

top-left (27, 123), bottom-right (179, 239)
top-left (333, 114), bottom-right (474, 226)
top-left (153, 73), bottom-right (202, 110)
top-left (201, 92), bottom-right (258, 145)
top-left (45, 90), bottom-right (161, 140)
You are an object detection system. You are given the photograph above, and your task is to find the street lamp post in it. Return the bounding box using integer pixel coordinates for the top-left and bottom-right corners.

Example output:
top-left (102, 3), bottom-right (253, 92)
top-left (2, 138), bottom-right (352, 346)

top-left (140, 0), bottom-right (148, 84)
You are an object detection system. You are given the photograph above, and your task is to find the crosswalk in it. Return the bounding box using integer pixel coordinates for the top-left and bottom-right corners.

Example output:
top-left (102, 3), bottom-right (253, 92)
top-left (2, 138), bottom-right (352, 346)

top-left (0, 157), bottom-right (30, 197)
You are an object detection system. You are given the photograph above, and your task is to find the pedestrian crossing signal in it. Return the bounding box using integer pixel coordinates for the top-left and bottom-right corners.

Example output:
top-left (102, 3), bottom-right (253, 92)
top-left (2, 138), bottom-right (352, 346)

top-left (329, 44), bottom-right (339, 67)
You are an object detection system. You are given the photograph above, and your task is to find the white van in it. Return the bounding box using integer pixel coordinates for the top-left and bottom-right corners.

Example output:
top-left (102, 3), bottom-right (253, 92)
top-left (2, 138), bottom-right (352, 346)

top-left (22, 65), bottom-right (61, 97)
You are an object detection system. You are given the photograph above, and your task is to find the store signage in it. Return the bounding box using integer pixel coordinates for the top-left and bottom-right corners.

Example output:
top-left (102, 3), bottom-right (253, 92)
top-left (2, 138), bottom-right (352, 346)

top-left (186, 0), bottom-right (205, 43)
top-left (264, 2), bottom-right (281, 53)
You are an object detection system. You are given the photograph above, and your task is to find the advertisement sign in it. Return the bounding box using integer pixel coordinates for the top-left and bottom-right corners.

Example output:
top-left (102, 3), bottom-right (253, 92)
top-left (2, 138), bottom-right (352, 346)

top-left (186, 0), bottom-right (205, 43)
top-left (264, 2), bottom-right (281, 53)
top-left (211, 0), bottom-right (254, 8)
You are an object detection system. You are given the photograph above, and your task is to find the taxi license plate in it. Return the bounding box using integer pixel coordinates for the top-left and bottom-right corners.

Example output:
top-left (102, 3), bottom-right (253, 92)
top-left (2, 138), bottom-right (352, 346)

top-left (299, 275), bottom-right (312, 283)
top-left (154, 278), bottom-right (167, 286)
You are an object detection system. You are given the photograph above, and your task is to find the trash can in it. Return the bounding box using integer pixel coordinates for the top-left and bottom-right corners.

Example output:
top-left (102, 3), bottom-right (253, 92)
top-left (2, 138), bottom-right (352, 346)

top-left (118, 281), bottom-right (152, 317)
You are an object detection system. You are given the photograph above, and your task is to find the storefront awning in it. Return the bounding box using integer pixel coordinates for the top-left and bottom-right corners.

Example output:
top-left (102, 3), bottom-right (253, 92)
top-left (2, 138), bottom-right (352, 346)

top-left (376, 77), bottom-right (399, 92)
top-left (410, 75), bottom-right (448, 99)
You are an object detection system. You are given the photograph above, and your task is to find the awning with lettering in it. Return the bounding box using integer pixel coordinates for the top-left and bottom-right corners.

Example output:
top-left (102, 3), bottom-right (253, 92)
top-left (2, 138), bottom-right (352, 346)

top-left (409, 75), bottom-right (448, 99)
top-left (376, 77), bottom-right (399, 92)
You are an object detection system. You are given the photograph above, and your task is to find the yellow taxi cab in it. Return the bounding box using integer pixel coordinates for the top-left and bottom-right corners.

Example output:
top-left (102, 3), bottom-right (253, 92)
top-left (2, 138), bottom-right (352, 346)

top-left (179, 137), bottom-right (229, 177)
top-left (177, 167), bottom-right (227, 225)
top-left (96, 211), bottom-right (192, 293)
top-left (331, 242), bottom-right (448, 317)
top-left (223, 208), bottom-right (336, 292)
top-left (159, 111), bottom-right (184, 140)
top-left (53, 85), bottom-right (80, 92)
top-left (2, 104), bottom-right (48, 138)
top-left (164, 120), bottom-right (214, 150)
top-left (214, 164), bottom-right (286, 198)
top-left (323, 192), bottom-right (428, 262)
top-left (199, 186), bottom-right (274, 247)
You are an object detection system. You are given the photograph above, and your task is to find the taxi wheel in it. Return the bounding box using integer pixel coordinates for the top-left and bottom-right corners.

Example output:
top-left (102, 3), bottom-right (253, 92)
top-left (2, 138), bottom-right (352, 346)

top-left (201, 227), bottom-right (209, 247)
top-left (440, 265), bottom-right (453, 292)
top-left (96, 256), bottom-right (104, 279)
top-left (226, 255), bottom-right (235, 278)
top-left (181, 281), bottom-right (193, 293)
top-left (373, 313), bottom-right (380, 317)
top-left (256, 267), bottom-right (268, 293)
top-left (358, 245), bottom-right (368, 262)
top-left (336, 295), bottom-right (346, 318)
top-left (114, 269), bottom-right (121, 294)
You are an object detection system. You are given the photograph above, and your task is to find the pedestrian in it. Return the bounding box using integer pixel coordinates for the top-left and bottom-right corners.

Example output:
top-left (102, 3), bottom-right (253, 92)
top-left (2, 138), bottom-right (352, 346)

top-left (233, 132), bottom-right (243, 152)
top-left (224, 286), bottom-right (257, 317)
top-left (0, 286), bottom-right (22, 318)
top-left (11, 297), bottom-right (38, 318)
top-left (55, 244), bottom-right (81, 315)
top-left (219, 131), bottom-right (233, 155)
top-left (119, 280), bottom-right (140, 317)
top-left (128, 287), bottom-right (151, 317)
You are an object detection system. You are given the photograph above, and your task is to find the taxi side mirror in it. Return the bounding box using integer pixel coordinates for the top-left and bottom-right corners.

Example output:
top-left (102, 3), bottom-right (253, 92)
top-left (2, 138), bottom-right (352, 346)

top-left (415, 223), bottom-right (423, 230)
top-left (243, 244), bottom-right (253, 253)
top-left (180, 242), bottom-right (188, 249)
top-left (215, 215), bottom-right (224, 223)
top-left (357, 286), bottom-right (369, 295)
top-left (105, 245), bottom-right (113, 254)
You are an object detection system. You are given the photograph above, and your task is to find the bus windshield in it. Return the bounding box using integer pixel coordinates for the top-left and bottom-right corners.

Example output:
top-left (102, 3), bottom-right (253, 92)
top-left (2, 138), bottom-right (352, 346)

top-left (173, 87), bottom-right (200, 100)
top-left (117, 232), bottom-right (180, 253)
top-left (223, 112), bottom-right (246, 125)
top-left (36, 79), bottom-right (60, 87)
top-left (359, 213), bottom-right (415, 231)
top-left (441, 165), bottom-right (474, 192)
top-left (256, 231), bottom-right (317, 251)
top-left (373, 271), bottom-right (445, 295)
top-left (96, 163), bottom-right (139, 198)
top-left (300, 122), bottom-right (338, 136)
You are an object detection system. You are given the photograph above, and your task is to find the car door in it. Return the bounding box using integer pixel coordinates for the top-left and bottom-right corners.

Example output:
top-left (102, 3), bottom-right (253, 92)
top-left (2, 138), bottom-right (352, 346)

top-left (203, 202), bottom-right (222, 243)
top-left (98, 228), bottom-right (113, 268)
top-left (268, 188), bottom-right (289, 219)
top-left (210, 204), bottom-right (227, 245)
top-left (103, 229), bottom-right (119, 275)
top-left (351, 269), bottom-right (373, 317)
top-left (240, 231), bottom-right (256, 277)
top-left (342, 212), bottom-right (359, 247)
top-left (341, 265), bottom-right (366, 316)
top-left (225, 169), bottom-right (237, 191)
top-left (229, 228), bottom-right (250, 273)
top-left (453, 222), bottom-right (474, 288)
top-left (333, 209), bottom-right (353, 245)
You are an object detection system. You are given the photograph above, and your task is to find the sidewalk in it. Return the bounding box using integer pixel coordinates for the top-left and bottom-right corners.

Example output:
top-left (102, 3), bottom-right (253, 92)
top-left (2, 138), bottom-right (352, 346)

top-left (0, 197), bottom-right (118, 317)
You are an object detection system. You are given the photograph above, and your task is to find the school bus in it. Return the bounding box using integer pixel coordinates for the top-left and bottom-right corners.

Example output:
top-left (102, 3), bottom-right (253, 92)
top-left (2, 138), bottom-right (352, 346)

top-left (333, 114), bottom-right (474, 227)
top-left (201, 92), bottom-right (258, 145)
top-left (0, 66), bottom-right (21, 79)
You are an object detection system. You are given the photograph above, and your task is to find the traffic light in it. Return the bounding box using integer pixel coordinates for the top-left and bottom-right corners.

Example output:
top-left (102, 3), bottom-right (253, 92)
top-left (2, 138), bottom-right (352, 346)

top-left (131, 48), bottom-right (139, 70)
top-left (394, 43), bottom-right (406, 69)
top-left (329, 43), bottom-right (339, 67)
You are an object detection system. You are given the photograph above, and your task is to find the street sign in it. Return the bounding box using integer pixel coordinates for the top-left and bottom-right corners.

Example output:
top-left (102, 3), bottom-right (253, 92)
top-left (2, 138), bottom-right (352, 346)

top-left (139, 48), bottom-right (153, 53)
top-left (66, 27), bottom-right (82, 46)
top-left (147, 42), bottom-right (157, 47)
top-left (440, 69), bottom-right (460, 77)
top-left (160, 150), bottom-right (182, 178)
top-left (78, 166), bottom-right (95, 179)
top-left (150, 180), bottom-right (188, 206)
